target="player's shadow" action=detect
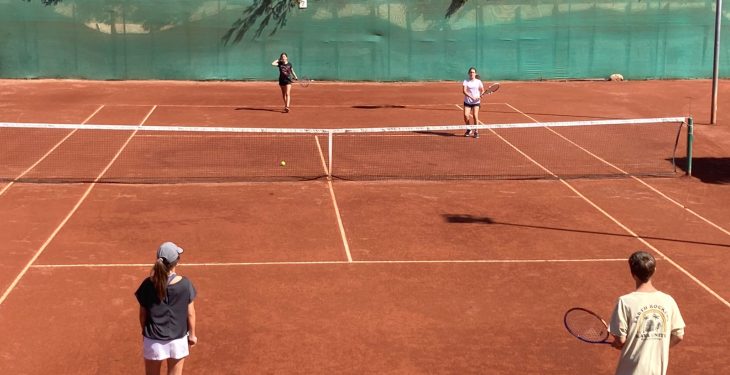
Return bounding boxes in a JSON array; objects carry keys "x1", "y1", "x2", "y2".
[
  {"x1": 443, "y1": 214, "x2": 494, "y2": 224},
  {"x1": 413, "y1": 131, "x2": 461, "y2": 137},
  {"x1": 673, "y1": 157, "x2": 730, "y2": 184},
  {"x1": 351, "y1": 105, "x2": 450, "y2": 112},
  {"x1": 235, "y1": 107, "x2": 284, "y2": 113},
  {"x1": 442, "y1": 214, "x2": 730, "y2": 248},
  {"x1": 352, "y1": 105, "x2": 407, "y2": 109}
]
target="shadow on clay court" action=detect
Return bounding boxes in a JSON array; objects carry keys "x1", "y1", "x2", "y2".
[
  {"x1": 235, "y1": 106, "x2": 284, "y2": 113},
  {"x1": 674, "y1": 157, "x2": 730, "y2": 185},
  {"x1": 351, "y1": 105, "x2": 453, "y2": 112},
  {"x1": 442, "y1": 214, "x2": 730, "y2": 248},
  {"x1": 413, "y1": 130, "x2": 462, "y2": 137},
  {"x1": 352, "y1": 105, "x2": 407, "y2": 109}
]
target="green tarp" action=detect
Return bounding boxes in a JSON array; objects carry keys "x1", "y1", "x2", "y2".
[{"x1": 1, "y1": 0, "x2": 728, "y2": 80}]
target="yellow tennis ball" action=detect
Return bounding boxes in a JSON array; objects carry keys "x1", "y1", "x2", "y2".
[{"x1": 280, "y1": 160, "x2": 286, "y2": 167}]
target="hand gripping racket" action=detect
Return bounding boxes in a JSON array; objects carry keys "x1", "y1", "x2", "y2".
[
  {"x1": 481, "y1": 82, "x2": 500, "y2": 97},
  {"x1": 563, "y1": 307, "x2": 611, "y2": 344}
]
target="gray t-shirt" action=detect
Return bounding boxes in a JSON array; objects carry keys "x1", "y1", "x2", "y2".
[{"x1": 135, "y1": 276, "x2": 197, "y2": 341}]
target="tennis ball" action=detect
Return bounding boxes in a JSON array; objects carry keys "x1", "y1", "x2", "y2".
[{"x1": 280, "y1": 160, "x2": 286, "y2": 167}]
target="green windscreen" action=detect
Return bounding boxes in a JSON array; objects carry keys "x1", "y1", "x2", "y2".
[{"x1": 0, "y1": 0, "x2": 727, "y2": 81}]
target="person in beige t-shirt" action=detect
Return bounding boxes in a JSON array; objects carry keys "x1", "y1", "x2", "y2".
[{"x1": 609, "y1": 251, "x2": 685, "y2": 375}]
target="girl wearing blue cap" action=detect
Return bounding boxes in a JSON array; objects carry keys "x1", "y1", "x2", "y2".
[{"x1": 135, "y1": 242, "x2": 197, "y2": 375}]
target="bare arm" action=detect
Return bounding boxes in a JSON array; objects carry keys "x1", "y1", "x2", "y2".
[
  {"x1": 187, "y1": 301, "x2": 197, "y2": 347},
  {"x1": 271, "y1": 59, "x2": 280, "y2": 66},
  {"x1": 462, "y1": 85, "x2": 474, "y2": 99},
  {"x1": 291, "y1": 68, "x2": 298, "y2": 80},
  {"x1": 670, "y1": 333, "x2": 683, "y2": 348},
  {"x1": 139, "y1": 306, "x2": 147, "y2": 329}
]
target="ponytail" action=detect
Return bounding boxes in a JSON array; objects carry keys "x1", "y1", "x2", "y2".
[
  {"x1": 151, "y1": 258, "x2": 168, "y2": 300},
  {"x1": 150, "y1": 257, "x2": 179, "y2": 301}
]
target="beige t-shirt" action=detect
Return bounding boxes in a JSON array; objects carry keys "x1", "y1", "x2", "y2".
[{"x1": 609, "y1": 291, "x2": 685, "y2": 375}]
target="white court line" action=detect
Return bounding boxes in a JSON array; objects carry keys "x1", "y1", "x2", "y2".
[
  {"x1": 132, "y1": 133, "x2": 465, "y2": 139},
  {"x1": 101, "y1": 103, "x2": 470, "y2": 109},
  {"x1": 29, "y1": 258, "x2": 628, "y2": 268},
  {"x1": 467, "y1": 103, "x2": 730, "y2": 309},
  {"x1": 0, "y1": 105, "x2": 158, "y2": 307},
  {"x1": 505, "y1": 103, "x2": 730, "y2": 238},
  {"x1": 560, "y1": 180, "x2": 730, "y2": 309},
  {"x1": 315, "y1": 135, "x2": 353, "y2": 262},
  {"x1": 0, "y1": 105, "x2": 105, "y2": 198}
]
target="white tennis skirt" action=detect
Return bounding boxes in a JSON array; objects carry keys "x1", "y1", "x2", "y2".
[{"x1": 143, "y1": 335, "x2": 189, "y2": 360}]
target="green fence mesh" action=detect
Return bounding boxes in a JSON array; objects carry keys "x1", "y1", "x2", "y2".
[{"x1": 1, "y1": 0, "x2": 728, "y2": 81}]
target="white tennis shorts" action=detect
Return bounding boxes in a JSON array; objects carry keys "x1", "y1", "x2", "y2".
[{"x1": 143, "y1": 335, "x2": 189, "y2": 360}]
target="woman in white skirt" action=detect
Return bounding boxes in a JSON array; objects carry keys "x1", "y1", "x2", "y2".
[{"x1": 136, "y1": 242, "x2": 198, "y2": 375}]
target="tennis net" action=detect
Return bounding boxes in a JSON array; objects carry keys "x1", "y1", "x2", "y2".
[{"x1": 0, "y1": 117, "x2": 689, "y2": 183}]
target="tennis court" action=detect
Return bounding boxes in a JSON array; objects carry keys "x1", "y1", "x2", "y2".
[{"x1": 0, "y1": 78, "x2": 729, "y2": 374}]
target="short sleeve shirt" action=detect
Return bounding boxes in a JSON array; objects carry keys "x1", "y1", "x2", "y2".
[
  {"x1": 609, "y1": 291, "x2": 685, "y2": 375},
  {"x1": 135, "y1": 276, "x2": 197, "y2": 341},
  {"x1": 278, "y1": 62, "x2": 293, "y2": 84},
  {"x1": 463, "y1": 79, "x2": 484, "y2": 105}
]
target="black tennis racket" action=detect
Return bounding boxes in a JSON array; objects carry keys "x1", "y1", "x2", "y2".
[
  {"x1": 481, "y1": 82, "x2": 500, "y2": 97},
  {"x1": 564, "y1": 307, "x2": 612, "y2": 344}
]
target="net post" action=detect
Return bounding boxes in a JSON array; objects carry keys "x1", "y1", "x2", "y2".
[
  {"x1": 686, "y1": 117, "x2": 694, "y2": 176},
  {"x1": 327, "y1": 130, "x2": 333, "y2": 179}
]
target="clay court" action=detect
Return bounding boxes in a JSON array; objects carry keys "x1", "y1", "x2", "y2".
[{"x1": 0, "y1": 79, "x2": 729, "y2": 374}]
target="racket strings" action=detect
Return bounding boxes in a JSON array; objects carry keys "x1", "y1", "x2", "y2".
[
  {"x1": 565, "y1": 310, "x2": 609, "y2": 342},
  {"x1": 482, "y1": 83, "x2": 499, "y2": 96},
  {"x1": 299, "y1": 77, "x2": 311, "y2": 87}
]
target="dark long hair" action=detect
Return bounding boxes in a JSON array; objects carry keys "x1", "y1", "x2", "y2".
[{"x1": 151, "y1": 257, "x2": 178, "y2": 300}]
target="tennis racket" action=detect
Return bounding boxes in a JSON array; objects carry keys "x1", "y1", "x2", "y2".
[
  {"x1": 564, "y1": 307, "x2": 612, "y2": 344},
  {"x1": 297, "y1": 76, "x2": 312, "y2": 88},
  {"x1": 481, "y1": 82, "x2": 500, "y2": 97}
]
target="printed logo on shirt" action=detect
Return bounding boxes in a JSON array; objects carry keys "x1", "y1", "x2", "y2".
[
  {"x1": 632, "y1": 305, "x2": 668, "y2": 340},
  {"x1": 280, "y1": 64, "x2": 292, "y2": 77}
]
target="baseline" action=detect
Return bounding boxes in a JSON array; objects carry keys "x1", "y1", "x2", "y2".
[{"x1": 104, "y1": 103, "x2": 467, "y2": 109}]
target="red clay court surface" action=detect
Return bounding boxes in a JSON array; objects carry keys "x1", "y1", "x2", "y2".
[{"x1": 1, "y1": 79, "x2": 730, "y2": 374}]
